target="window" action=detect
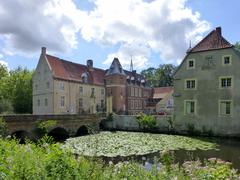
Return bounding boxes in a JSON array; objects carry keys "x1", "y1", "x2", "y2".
[
  {"x1": 101, "y1": 89, "x2": 104, "y2": 95},
  {"x1": 185, "y1": 100, "x2": 196, "y2": 115},
  {"x1": 79, "y1": 98, "x2": 83, "y2": 107},
  {"x1": 222, "y1": 55, "x2": 232, "y2": 66},
  {"x1": 37, "y1": 99, "x2": 40, "y2": 106},
  {"x1": 219, "y1": 76, "x2": 233, "y2": 88},
  {"x1": 60, "y1": 82, "x2": 64, "y2": 91},
  {"x1": 135, "y1": 88, "x2": 138, "y2": 97},
  {"x1": 60, "y1": 96, "x2": 65, "y2": 107},
  {"x1": 187, "y1": 59, "x2": 195, "y2": 69},
  {"x1": 79, "y1": 86, "x2": 83, "y2": 95},
  {"x1": 131, "y1": 100, "x2": 134, "y2": 109},
  {"x1": 135, "y1": 100, "x2": 138, "y2": 109},
  {"x1": 131, "y1": 87, "x2": 134, "y2": 96},
  {"x1": 101, "y1": 99, "x2": 104, "y2": 108},
  {"x1": 139, "y1": 88, "x2": 142, "y2": 97},
  {"x1": 185, "y1": 79, "x2": 197, "y2": 89},
  {"x1": 44, "y1": 98, "x2": 48, "y2": 106},
  {"x1": 46, "y1": 82, "x2": 50, "y2": 89},
  {"x1": 219, "y1": 100, "x2": 232, "y2": 116},
  {"x1": 139, "y1": 100, "x2": 142, "y2": 109},
  {"x1": 128, "y1": 100, "x2": 131, "y2": 110},
  {"x1": 91, "y1": 88, "x2": 95, "y2": 97},
  {"x1": 35, "y1": 84, "x2": 38, "y2": 90}
]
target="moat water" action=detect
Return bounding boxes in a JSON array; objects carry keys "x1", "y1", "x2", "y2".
[
  {"x1": 101, "y1": 137, "x2": 240, "y2": 170},
  {"x1": 66, "y1": 133, "x2": 240, "y2": 171}
]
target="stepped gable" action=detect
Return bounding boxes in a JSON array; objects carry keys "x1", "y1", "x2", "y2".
[
  {"x1": 105, "y1": 57, "x2": 126, "y2": 76},
  {"x1": 46, "y1": 54, "x2": 105, "y2": 86},
  {"x1": 189, "y1": 27, "x2": 233, "y2": 53}
]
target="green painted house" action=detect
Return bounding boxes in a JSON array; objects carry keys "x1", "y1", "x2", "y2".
[{"x1": 174, "y1": 27, "x2": 240, "y2": 136}]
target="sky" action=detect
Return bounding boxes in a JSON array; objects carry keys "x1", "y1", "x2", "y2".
[{"x1": 0, "y1": 0, "x2": 239, "y2": 72}]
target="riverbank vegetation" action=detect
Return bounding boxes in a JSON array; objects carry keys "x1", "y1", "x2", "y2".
[{"x1": 0, "y1": 137, "x2": 239, "y2": 179}]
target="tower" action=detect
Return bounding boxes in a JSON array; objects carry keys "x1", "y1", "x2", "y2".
[{"x1": 105, "y1": 58, "x2": 127, "y2": 114}]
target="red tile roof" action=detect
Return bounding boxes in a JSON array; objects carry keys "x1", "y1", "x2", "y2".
[
  {"x1": 153, "y1": 87, "x2": 173, "y2": 99},
  {"x1": 189, "y1": 27, "x2": 233, "y2": 53},
  {"x1": 46, "y1": 54, "x2": 105, "y2": 86}
]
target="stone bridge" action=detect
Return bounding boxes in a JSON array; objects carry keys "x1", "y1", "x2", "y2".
[{"x1": 0, "y1": 114, "x2": 105, "y2": 141}]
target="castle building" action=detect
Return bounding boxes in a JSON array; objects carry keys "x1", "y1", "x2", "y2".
[
  {"x1": 174, "y1": 27, "x2": 240, "y2": 136},
  {"x1": 33, "y1": 48, "x2": 155, "y2": 115}
]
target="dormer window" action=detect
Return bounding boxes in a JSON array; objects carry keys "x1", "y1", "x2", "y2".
[
  {"x1": 222, "y1": 55, "x2": 232, "y2": 66},
  {"x1": 81, "y1": 72, "x2": 88, "y2": 83},
  {"x1": 187, "y1": 59, "x2": 195, "y2": 69}
]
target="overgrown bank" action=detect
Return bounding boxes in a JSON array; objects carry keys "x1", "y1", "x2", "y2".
[{"x1": 0, "y1": 137, "x2": 239, "y2": 179}]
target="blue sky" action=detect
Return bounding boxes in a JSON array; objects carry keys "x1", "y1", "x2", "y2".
[{"x1": 0, "y1": 0, "x2": 239, "y2": 72}]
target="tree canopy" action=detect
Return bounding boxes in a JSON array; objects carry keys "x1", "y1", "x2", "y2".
[
  {"x1": 141, "y1": 64, "x2": 177, "y2": 87},
  {"x1": 235, "y1": 42, "x2": 240, "y2": 50},
  {"x1": 0, "y1": 66, "x2": 33, "y2": 114}
]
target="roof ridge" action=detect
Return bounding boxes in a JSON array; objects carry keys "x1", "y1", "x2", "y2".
[{"x1": 46, "y1": 54, "x2": 105, "y2": 72}]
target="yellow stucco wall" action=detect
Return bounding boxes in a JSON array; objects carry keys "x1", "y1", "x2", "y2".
[{"x1": 33, "y1": 54, "x2": 105, "y2": 115}]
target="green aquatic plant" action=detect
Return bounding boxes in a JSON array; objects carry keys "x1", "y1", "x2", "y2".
[{"x1": 63, "y1": 131, "x2": 218, "y2": 157}]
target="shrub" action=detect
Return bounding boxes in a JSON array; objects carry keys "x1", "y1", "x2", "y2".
[
  {"x1": 0, "y1": 117, "x2": 8, "y2": 137},
  {"x1": 136, "y1": 113, "x2": 157, "y2": 131},
  {"x1": 36, "y1": 120, "x2": 57, "y2": 134}
]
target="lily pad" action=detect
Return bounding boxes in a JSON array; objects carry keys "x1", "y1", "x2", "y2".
[{"x1": 63, "y1": 131, "x2": 217, "y2": 157}]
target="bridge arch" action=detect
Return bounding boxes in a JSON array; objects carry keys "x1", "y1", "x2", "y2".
[
  {"x1": 48, "y1": 127, "x2": 69, "y2": 142},
  {"x1": 76, "y1": 125, "x2": 89, "y2": 136},
  {"x1": 11, "y1": 130, "x2": 33, "y2": 143}
]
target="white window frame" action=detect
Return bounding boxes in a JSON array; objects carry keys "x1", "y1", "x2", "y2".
[
  {"x1": 185, "y1": 79, "x2": 197, "y2": 90},
  {"x1": 187, "y1": 59, "x2": 195, "y2": 69},
  {"x1": 184, "y1": 100, "x2": 196, "y2": 115},
  {"x1": 219, "y1": 100, "x2": 233, "y2": 117},
  {"x1": 222, "y1": 55, "x2": 232, "y2": 66},
  {"x1": 219, "y1": 76, "x2": 233, "y2": 89}
]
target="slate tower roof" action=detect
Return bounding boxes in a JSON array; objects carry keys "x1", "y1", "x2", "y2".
[{"x1": 105, "y1": 57, "x2": 126, "y2": 76}]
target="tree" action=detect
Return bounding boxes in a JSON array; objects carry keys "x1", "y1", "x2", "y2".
[
  {"x1": 10, "y1": 67, "x2": 33, "y2": 114},
  {"x1": 0, "y1": 64, "x2": 8, "y2": 80},
  {"x1": 141, "y1": 64, "x2": 177, "y2": 87},
  {"x1": 235, "y1": 42, "x2": 240, "y2": 50},
  {"x1": 141, "y1": 67, "x2": 158, "y2": 87},
  {"x1": 0, "y1": 66, "x2": 33, "y2": 114}
]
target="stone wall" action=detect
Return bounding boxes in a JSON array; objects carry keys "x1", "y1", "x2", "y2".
[{"x1": 102, "y1": 114, "x2": 173, "y2": 133}]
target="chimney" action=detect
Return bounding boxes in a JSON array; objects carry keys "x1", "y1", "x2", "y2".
[
  {"x1": 87, "y1": 59, "x2": 93, "y2": 68},
  {"x1": 216, "y1": 27, "x2": 222, "y2": 36},
  {"x1": 41, "y1": 47, "x2": 46, "y2": 55}
]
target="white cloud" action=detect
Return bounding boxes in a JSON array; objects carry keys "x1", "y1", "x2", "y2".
[
  {"x1": 0, "y1": 54, "x2": 8, "y2": 68},
  {"x1": 103, "y1": 42, "x2": 150, "y2": 70},
  {"x1": 80, "y1": 0, "x2": 210, "y2": 68},
  {"x1": 0, "y1": 60, "x2": 8, "y2": 67},
  {"x1": 0, "y1": 0, "x2": 210, "y2": 69},
  {"x1": 0, "y1": 0, "x2": 87, "y2": 55}
]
